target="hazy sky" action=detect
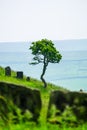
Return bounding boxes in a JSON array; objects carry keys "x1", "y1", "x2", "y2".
[{"x1": 0, "y1": 0, "x2": 87, "y2": 42}]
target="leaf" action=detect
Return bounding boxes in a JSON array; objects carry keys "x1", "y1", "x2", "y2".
[{"x1": 29, "y1": 62, "x2": 39, "y2": 65}]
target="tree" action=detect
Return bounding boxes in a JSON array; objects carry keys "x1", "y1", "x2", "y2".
[{"x1": 29, "y1": 39, "x2": 62, "y2": 88}]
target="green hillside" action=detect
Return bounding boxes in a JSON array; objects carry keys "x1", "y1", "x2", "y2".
[
  {"x1": 0, "y1": 66, "x2": 64, "y2": 91},
  {"x1": 0, "y1": 66, "x2": 87, "y2": 130}
]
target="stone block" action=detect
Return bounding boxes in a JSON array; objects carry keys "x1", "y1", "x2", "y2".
[
  {"x1": 5, "y1": 66, "x2": 11, "y2": 76},
  {"x1": 17, "y1": 71, "x2": 23, "y2": 79}
]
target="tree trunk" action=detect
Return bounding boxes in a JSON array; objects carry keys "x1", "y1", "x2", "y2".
[{"x1": 40, "y1": 62, "x2": 47, "y2": 88}]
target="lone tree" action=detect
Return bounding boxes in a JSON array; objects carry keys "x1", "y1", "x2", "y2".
[{"x1": 29, "y1": 39, "x2": 62, "y2": 88}]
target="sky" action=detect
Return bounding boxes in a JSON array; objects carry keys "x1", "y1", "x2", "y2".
[{"x1": 0, "y1": 0, "x2": 87, "y2": 42}]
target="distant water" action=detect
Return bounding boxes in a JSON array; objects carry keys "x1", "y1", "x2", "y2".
[{"x1": 0, "y1": 51, "x2": 87, "y2": 91}]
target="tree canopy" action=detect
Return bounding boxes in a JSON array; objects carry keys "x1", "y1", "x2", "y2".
[{"x1": 29, "y1": 39, "x2": 62, "y2": 88}]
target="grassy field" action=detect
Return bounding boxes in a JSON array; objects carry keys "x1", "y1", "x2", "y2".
[{"x1": 0, "y1": 66, "x2": 87, "y2": 130}]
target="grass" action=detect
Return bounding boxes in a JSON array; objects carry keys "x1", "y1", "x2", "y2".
[
  {"x1": 0, "y1": 66, "x2": 87, "y2": 130},
  {"x1": 0, "y1": 121, "x2": 87, "y2": 130}
]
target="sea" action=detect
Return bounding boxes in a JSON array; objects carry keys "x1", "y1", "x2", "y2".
[{"x1": 0, "y1": 49, "x2": 87, "y2": 91}]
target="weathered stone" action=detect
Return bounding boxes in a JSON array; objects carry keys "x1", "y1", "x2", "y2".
[
  {"x1": 0, "y1": 82, "x2": 42, "y2": 121},
  {"x1": 47, "y1": 90, "x2": 87, "y2": 123},
  {"x1": 26, "y1": 76, "x2": 30, "y2": 81},
  {"x1": 17, "y1": 71, "x2": 23, "y2": 79},
  {"x1": 5, "y1": 66, "x2": 11, "y2": 76}
]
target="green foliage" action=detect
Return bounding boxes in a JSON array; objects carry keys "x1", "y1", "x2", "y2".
[
  {"x1": 48, "y1": 105, "x2": 85, "y2": 127},
  {"x1": 0, "y1": 66, "x2": 5, "y2": 76},
  {"x1": 30, "y1": 39, "x2": 62, "y2": 64},
  {"x1": 0, "y1": 98, "x2": 33, "y2": 125},
  {"x1": 29, "y1": 39, "x2": 62, "y2": 87},
  {"x1": 0, "y1": 96, "x2": 9, "y2": 123}
]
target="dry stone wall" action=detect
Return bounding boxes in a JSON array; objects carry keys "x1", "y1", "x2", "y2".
[
  {"x1": 0, "y1": 82, "x2": 42, "y2": 121},
  {"x1": 47, "y1": 90, "x2": 87, "y2": 124}
]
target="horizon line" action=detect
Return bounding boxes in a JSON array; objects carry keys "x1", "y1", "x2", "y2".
[{"x1": 0, "y1": 38, "x2": 87, "y2": 43}]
